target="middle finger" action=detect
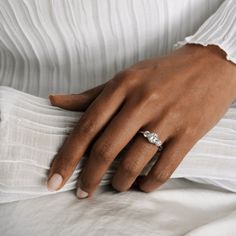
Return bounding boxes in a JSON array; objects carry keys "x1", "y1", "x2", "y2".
[{"x1": 77, "y1": 99, "x2": 147, "y2": 197}]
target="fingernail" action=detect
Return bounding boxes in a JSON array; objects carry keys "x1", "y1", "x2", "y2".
[
  {"x1": 76, "y1": 187, "x2": 88, "y2": 199},
  {"x1": 47, "y1": 173, "x2": 63, "y2": 191},
  {"x1": 48, "y1": 94, "x2": 63, "y2": 100},
  {"x1": 48, "y1": 95, "x2": 56, "y2": 105},
  {"x1": 48, "y1": 94, "x2": 58, "y2": 99}
]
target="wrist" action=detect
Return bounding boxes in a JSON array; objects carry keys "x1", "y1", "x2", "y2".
[{"x1": 183, "y1": 44, "x2": 236, "y2": 100}]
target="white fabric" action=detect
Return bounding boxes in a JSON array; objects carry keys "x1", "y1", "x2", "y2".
[
  {"x1": 0, "y1": 0, "x2": 236, "y2": 235},
  {"x1": 1, "y1": 179, "x2": 236, "y2": 236},
  {"x1": 0, "y1": 86, "x2": 235, "y2": 204},
  {"x1": 175, "y1": 0, "x2": 236, "y2": 64},
  {"x1": 0, "y1": 0, "x2": 224, "y2": 97}
]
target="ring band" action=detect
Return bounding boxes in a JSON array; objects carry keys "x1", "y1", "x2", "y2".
[{"x1": 138, "y1": 130, "x2": 163, "y2": 151}]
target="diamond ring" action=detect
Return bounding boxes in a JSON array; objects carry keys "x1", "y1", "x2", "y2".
[{"x1": 138, "y1": 130, "x2": 163, "y2": 151}]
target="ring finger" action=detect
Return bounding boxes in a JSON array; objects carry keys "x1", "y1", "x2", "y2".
[{"x1": 111, "y1": 120, "x2": 173, "y2": 192}]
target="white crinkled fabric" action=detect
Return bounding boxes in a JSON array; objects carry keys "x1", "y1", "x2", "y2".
[
  {"x1": 174, "y1": 0, "x2": 236, "y2": 64},
  {"x1": 0, "y1": 86, "x2": 236, "y2": 203}
]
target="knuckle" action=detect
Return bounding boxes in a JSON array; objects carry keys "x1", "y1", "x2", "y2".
[
  {"x1": 183, "y1": 127, "x2": 197, "y2": 141},
  {"x1": 151, "y1": 171, "x2": 171, "y2": 184},
  {"x1": 142, "y1": 89, "x2": 160, "y2": 103},
  {"x1": 138, "y1": 186, "x2": 153, "y2": 193},
  {"x1": 77, "y1": 117, "x2": 96, "y2": 136},
  {"x1": 111, "y1": 181, "x2": 129, "y2": 192},
  {"x1": 91, "y1": 142, "x2": 113, "y2": 165},
  {"x1": 167, "y1": 108, "x2": 182, "y2": 122},
  {"x1": 136, "y1": 89, "x2": 160, "y2": 109},
  {"x1": 112, "y1": 69, "x2": 140, "y2": 89},
  {"x1": 166, "y1": 109, "x2": 184, "y2": 134},
  {"x1": 119, "y1": 164, "x2": 139, "y2": 178}
]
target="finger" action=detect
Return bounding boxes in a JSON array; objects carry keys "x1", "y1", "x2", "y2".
[
  {"x1": 49, "y1": 83, "x2": 106, "y2": 111},
  {"x1": 111, "y1": 122, "x2": 171, "y2": 192},
  {"x1": 137, "y1": 134, "x2": 196, "y2": 192},
  {"x1": 76, "y1": 99, "x2": 148, "y2": 198},
  {"x1": 47, "y1": 82, "x2": 125, "y2": 191}
]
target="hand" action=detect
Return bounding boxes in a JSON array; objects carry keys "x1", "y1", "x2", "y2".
[{"x1": 47, "y1": 44, "x2": 236, "y2": 199}]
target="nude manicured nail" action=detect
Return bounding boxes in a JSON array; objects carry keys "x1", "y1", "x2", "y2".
[
  {"x1": 76, "y1": 187, "x2": 88, "y2": 199},
  {"x1": 47, "y1": 173, "x2": 63, "y2": 191}
]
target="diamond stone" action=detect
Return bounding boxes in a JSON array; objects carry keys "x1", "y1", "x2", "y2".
[
  {"x1": 140, "y1": 130, "x2": 162, "y2": 149},
  {"x1": 147, "y1": 133, "x2": 158, "y2": 144}
]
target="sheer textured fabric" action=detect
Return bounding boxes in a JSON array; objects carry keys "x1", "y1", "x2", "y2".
[
  {"x1": 0, "y1": 0, "x2": 225, "y2": 97},
  {"x1": 176, "y1": 0, "x2": 236, "y2": 63}
]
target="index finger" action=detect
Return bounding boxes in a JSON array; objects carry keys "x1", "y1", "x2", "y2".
[
  {"x1": 49, "y1": 83, "x2": 106, "y2": 111},
  {"x1": 47, "y1": 83, "x2": 126, "y2": 191}
]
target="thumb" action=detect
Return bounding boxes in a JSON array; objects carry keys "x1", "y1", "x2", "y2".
[{"x1": 49, "y1": 83, "x2": 106, "y2": 111}]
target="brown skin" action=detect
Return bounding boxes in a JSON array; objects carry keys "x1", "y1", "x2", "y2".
[{"x1": 47, "y1": 44, "x2": 236, "y2": 197}]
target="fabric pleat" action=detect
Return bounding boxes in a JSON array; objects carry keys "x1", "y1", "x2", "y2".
[{"x1": 0, "y1": 0, "x2": 224, "y2": 97}]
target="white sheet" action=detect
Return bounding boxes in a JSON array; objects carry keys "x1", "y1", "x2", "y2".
[{"x1": 1, "y1": 179, "x2": 236, "y2": 236}]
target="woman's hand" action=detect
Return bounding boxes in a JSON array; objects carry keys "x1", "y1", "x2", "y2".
[{"x1": 47, "y1": 44, "x2": 236, "y2": 199}]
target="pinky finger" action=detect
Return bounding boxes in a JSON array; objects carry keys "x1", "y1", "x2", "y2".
[{"x1": 137, "y1": 134, "x2": 196, "y2": 192}]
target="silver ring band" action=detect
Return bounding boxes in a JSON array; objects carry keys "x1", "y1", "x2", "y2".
[{"x1": 138, "y1": 130, "x2": 163, "y2": 151}]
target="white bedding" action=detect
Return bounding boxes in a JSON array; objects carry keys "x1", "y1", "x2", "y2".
[{"x1": 1, "y1": 179, "x2": 236, "y2": 236}]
